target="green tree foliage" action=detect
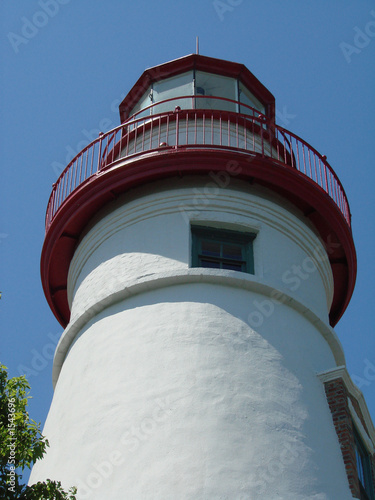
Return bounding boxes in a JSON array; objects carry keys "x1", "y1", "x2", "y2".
[{"x1": 0, "y1": 364, "x2": 77, "y2": 499}]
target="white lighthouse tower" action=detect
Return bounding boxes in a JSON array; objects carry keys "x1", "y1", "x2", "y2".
[{"x1": 30, "y1": 54, "x2": 375, "y2": 499}]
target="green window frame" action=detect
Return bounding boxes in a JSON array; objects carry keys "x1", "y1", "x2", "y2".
[
  {"x1": 354, "y1": 425, "x2": 375, "y2": 500},
  {"x1": 191, "y1": 226, "x2": 255, "y2": 274}
]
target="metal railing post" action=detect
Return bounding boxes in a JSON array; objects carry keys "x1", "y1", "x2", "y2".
[
  {"x1": 97, "y1": 133, "x2": 104, "y2": 172},
  {"x1": 175, "y1": 106, "x2": 181, "y2": 148}
]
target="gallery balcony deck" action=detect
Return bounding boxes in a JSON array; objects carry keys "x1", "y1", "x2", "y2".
[{"x1": 46, "y1": 96, "x2": 350, "y2": 229}]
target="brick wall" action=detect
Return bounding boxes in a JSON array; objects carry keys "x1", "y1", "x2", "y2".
[{"x1": 324, "y1": 378, "x2": 361, "y2": 498}]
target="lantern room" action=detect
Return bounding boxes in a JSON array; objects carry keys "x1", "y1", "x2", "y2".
[{"x1": 119, "y1": 54, "x2": 275, "y2": 121}]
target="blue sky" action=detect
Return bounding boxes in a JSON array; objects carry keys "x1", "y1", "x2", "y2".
[{"x1": 1, "y1": 0, "x2": 375, "y2": 482}]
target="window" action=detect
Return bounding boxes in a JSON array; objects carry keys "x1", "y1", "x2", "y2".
[
  {"x1": 127, "y1": 71, "x2": 268, "y2": 118},
  {"x1": 194, "y1": 72, "x2": 237, "y2": 112},
  {"x1": 128, "y1": 86, "x2": 152, "y2": 118},
  {"x1": 239, "y1": 81, "x2": 266, "y2": 116},
  {"x1": 152, "y1": 71, "x2": 194, "y2": 114},
  {"x1": 191, "y1": 226, "x2": 255, "y2": 274},
  {"x1": 354, "y1": 426, "x2": 375, "y2": 500}
]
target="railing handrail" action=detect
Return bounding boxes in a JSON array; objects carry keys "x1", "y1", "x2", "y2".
[
  {"x1": 46, "y1": 96, "x2": 351, "y2": 230},
  {"x1": 50, "y1": 98, "x2": 263, "y2": 189},
  {"x1": 274, "y1": 121, "x2": 349, "y2": 207}
]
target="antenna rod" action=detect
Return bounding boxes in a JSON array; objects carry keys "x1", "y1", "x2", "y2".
[{"x1": 196, "y1": 36, "x2": 199, "y2": 55}]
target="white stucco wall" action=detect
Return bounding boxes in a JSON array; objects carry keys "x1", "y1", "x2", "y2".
[
  {"x1": 67, "y1": 181, "x2": 333, "y2": 326},
  {"x1": 30, "y1": 180, "x2": 351, "y2": 499}
]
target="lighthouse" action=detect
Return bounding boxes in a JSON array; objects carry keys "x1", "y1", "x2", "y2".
[{"x1": 30, "y1": 54, "x2": 375, "y2": 499}]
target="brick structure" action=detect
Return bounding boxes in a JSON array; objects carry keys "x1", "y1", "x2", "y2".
[
  {"x1": 321, "y1": 370, "x2": 375, "y2": 499},
  {"x1": 324, "y1": 378, "x2": 360, "y2": 497}
]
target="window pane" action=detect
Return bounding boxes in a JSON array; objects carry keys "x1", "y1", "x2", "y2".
[
  {"x1": 201, "y1": 240, "x2": 220, "y2": 257},
  {"x1": 222, "y1": 243, "x2": 242, "y2": 260},
  {"x1": 354, "y1": 428, "x2": 374, "y2": 498},
  {"x1": 152, "y1": 98, "x2": 193, "y2": 114},
  {"x1": 222, "y1": 262, "x2": 243, "y2": 271},
  {"x1": 239, "y1": 81, "x2": 265, "y2": 115},
  {"x1": 356, "y1": 446, "x2": 366, "y2": 486},
  {"x1": 153, "y1": 72, "x2": 194, "y2": 113},
  {"x1": 195, "y1": 72, "x2": 236, "y2": 112},
  {"x1": 200, "y1": 259, "x2": 220, "y2": 269},
  {"x1": 191, "y1": 226, "x2": 255, "y2": 275},
  {"x1": 129, "y1": 86, "x2": 152, "y2": 117}
]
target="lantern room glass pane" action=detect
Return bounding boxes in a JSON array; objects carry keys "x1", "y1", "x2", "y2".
[
  {"x1": 153, "y1": 71, "x2": 194, "y2": 113},
  {"x1": 128, "y1": 86, "x2": 152, "y2": 118},
  {"x1": 195, "y1": 72, "x2": 237, "y2": 111},
  {"x1": 239, "y1": 81, "x2": 265, "y2": 115},
  {"x1": 128, "y1": 70, "x2": 267, "y2": 118}
]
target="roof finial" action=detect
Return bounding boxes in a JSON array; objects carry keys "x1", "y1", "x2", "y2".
[{"x1": 196, "y1": 36, "x2": 199, "y2": 55}]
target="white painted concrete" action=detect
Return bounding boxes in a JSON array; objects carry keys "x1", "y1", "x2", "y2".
[
  {"x1": 30, "y1": 180, "x2": 352, "y2": 498},
  {"x1": 67, "y1": 181, "x2": 333, "y2": 326}
]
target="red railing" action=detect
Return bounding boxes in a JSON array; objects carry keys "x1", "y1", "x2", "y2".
[{"x1": 46, "y1": 96, "x2": 351, "y2": 229}]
